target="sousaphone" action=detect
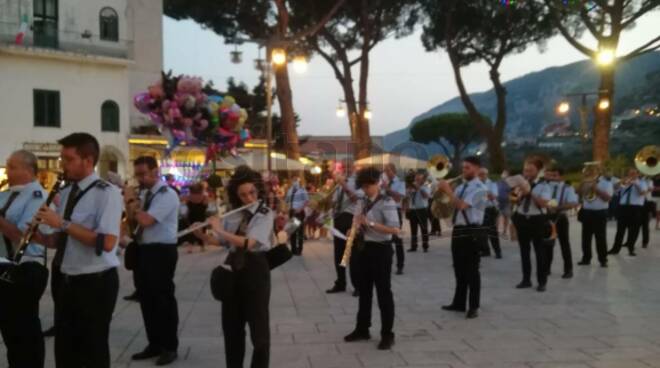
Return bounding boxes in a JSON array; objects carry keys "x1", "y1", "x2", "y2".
[{"x1": 634, "y1": 145, "x2": 660, "y2": 177}]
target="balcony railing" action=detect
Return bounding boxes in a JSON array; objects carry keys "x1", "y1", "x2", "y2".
[{"x1": 0, "y1": 21, "x2": 132, "y2": 60}]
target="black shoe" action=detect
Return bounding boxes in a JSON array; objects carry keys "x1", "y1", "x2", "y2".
[
  {"x1": 466, "y1": 309, "x2": 479, "y2": 319},
  {"x1": 600, "y1": 263, "x2": 608, "y2": 268},
  {"x1": 516, "y1": 281, "x2": 532, "y2": 289},
  {"x1": 156, "y1": 351, "x2": 178, "y2": 366},
  {"x1": 442, "y1": 304, "x2": 466, "y2": 313},
  {"x1": 395, "y1": 268, "x2": 403, "y2": 275},
  {"x1": 352, "y1": 290, "x2": 359, "y2": 297},
  {"x1": 407, "y1": 248, "x2": 417, "y2": 252},
  {"x1": 344, "y1": 330, "x2": 371, "y2": 342},
  {"x1": 377, "y1": 334, "x2": 395, "y2": 350},
  {"x1": 537, "y1": 285, "x2": 547, "y2": 292},
  {"x1": 42, "y1": 326, "x2": 55, "y2": 337},
  {"x1": 642, "y1": 243, "x2": 648, "y2": 249},
  {"x1": 607, "y1": 249, "x2": 619, "y2": 255},
  {"x1": 562, "y1": 271, "x2": 573, "y2": 279},
  {"x1": 123, "y1": 291, "x2": 139, "y2": 301},
  {"x1": 495, "y1": 253, "x2": 503, "y2": 259},
  {"x1": 132, "y1": 347, "x2": 161, "y2": 360},
  {"x1": 577, "y1": 261, "x2": 590, "y2": 266},
  {"x1": 423, "y1": 248, "x2": 428, "y2": 253},
  {"x1": 326, "y1": 285, "x2": 346, "y2": 294},
  {"x1": 629, "y1": 251, "x2": 637, "y2": 257}
]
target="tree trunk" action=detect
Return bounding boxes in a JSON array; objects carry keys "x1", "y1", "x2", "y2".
[
  {"x1": 355, "y1": 0, "x2": 372, "y2": 160},
  {"x1": 274, "y1": 63, "x2": 300, "y2": 160},
  {"x1": 592, "y1": 67, "x2": 615, "y2": 162},
  {"x1": 488, "y1": 68, "x2": 508, "y2": 173}
]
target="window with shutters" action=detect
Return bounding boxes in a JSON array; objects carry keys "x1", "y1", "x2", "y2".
[
  {"x1": 101, "y1": 100, "x2": 120, "y2": 132},
  {"x1": 33, "y1": 90, "x2": 61, "y2": 127},
  {"x1": 99, "y1": 7, "x2": 119, "y2": 42}
]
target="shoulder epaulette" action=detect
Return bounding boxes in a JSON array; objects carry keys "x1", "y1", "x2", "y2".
[
  {"x1": 95, "y1": 181, "x2": 110, "y2": 189},
  {"x1": 257, "y1": 206, "x2": 270, "y2": 215},
  {"x1": 33, "y1": 190, "x2": 43, "y2": 198},
  {"x1": 158, "y1": 185, "x2": 169, "y2": 194}
]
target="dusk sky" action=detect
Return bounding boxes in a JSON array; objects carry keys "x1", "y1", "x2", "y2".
[{"x1": 163, "y1": 14, "x2": 659, "y2": 137}]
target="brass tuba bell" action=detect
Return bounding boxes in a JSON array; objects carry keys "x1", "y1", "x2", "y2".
[
  {"x1": 579, "y1": 161, "x2": 601, "y2": 202},
  {"x1": 427, "y1": 154, "x2": 451, "y2": 180},
  {"x1": 634, "y1": 145, "x2": 660, "y2": 177},
  {"x1": 427, "y1": 155, "x2": 459, "y2": 219}
]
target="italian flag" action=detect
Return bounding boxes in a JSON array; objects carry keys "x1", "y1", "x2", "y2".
[{"x1": 15, "y1": 14, "x2": 28, "y2": 45}]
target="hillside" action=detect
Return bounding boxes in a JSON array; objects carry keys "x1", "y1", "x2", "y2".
[{"x1": 384, "y1": 52, "x2": 660, "y2": 153}]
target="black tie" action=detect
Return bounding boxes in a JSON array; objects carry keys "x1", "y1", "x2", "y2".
[
  {"x1": 522, "y1": 181, "x2": 534, "y2": 213},
  {"x1": 452, "y1": 184, "x2": 469, "y2": 224},
  {"x1": 54, "y1": 183, "x2": 80, "y2": 267},
  {"x1": 624, "y1": 184, "x2": 633, "y2": 205},
  {"x1": 1, "y1": 191, "x2": 21, "y2": 258},
  {"x1": 335, "y1": 187, "x2": 344, "y2": 213},
  {"x1": 63, "y1": 183, "x2": 80, "y2": 221},
  {"x1": 135, "y1": 190, "x2": 153, "y2": 242},
  {"x1": 552, "y1": 185, "x2": 558, "y2": 201}
]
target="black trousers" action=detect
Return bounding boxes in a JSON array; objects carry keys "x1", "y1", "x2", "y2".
[
  {"x1": 55, "y1": 268, "x2": 118, "y2": 368},
  {"x1": 450, "y1": 226, "x2": 482, "y2": 310},
  {"x1": 222, "y1": 252, "x2": 271, "y2": 368},
  {"x1": 407, "y1": 208, "x2": 429, "y2": 250},
  {"x1": 0, "y1": 262, "x2": 48, "y2": 368},
  {"x1": 332, "y1": 212, "x2": 354, "y2": 289},
  {"x1": 482, "y1": 207, "x2": 501, "y2": 256},
  {"x1": 355, "y1": 242, "x2": 394, "y2": 337},
  {"x1": 611, "y1": 205, "x2": 643, "y2": 253},
  {"x1": 642, "y1": 201, "x2": 653, "y2": 246},
  {"x1": 580, "y1": 209, "x2": 608, "y2": 265},
  {"x1": 393, "y1": 209, "x2": 405, "y2": 270},
  {"x1": 136, "y1": 244, "x2": 179, "y2": 352},
  {"x1": 513, "y1": 214, "x2": 550, "y2": 286},
  {"x1": 549, "y1": 214, "x2": 573, "y2": 273},
  {"x1": 289, "y1": 212, "x2": 305, "y2": 255},
  {"x1": 428, "y1": 202, "x2": 441, "y2": 234}
]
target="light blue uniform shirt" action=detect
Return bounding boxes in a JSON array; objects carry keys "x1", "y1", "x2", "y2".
[
  {"x1": 139, "y1": 181, "x2": 180, "y2": 244},
  {"x1": 58, "y1": 173, "x2": 121, "y2": 276},
  {"x1": 483, "y1": 179, "x2": 499, "y2": 208},
  {"x1": 0, "y1": 180, "x2": 47, "y2": 263},
  {"x1": 582, "y1": 177, "x2": 614, "y2": 211},
  {"x1": 618, "y1": 179, "x2": 648, "y2": 206},
  {"x1": 515, "y1": 180, "x2": 552, "y2": 216},
  {"x1": 362, "y1": 195, "x2": 400, "y2": 243},
  {"x1": 333, "y1": 176, "x2": 360, "y2": 215},
  {"x1": 382, "y1": 175, "x2": 406, "y2": 209},
  {"x1": 407, "y1": 184, "x2": 431, "y2": 209},
  {"x1": 285, "y1": 184, "x2": 309, "y2": 211},
  {"x1": 453, "y1": 178, "x2": 488, "y2": 226},
  {"x1": 549, "y1": 181, "x2": 578, "y2": 209},
  {"x1": 221, "y1": 201, "x2": 274, "y2": 252}
]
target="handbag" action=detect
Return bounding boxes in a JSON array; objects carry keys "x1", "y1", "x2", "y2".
[
  {"x1": 266, "y1": 243, "x2": 292, "y2": 270},
  {"x1": 577, "y1": 208, "x2": 585, "y2": 223},
  {"x1": 210, "y1": 265, "x2": 233, "y2": 302},
  {"x1": 124, "y1": 241, "x2": 138, "y2": 271}
]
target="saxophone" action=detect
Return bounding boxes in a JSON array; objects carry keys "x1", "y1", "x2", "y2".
[{"x1": 339, "y1": 199, "x2": 363, "y2": 268}]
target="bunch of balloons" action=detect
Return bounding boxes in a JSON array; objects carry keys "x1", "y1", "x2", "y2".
[{"x1": 134, "y1": 72, "x2": 251, "y2": 160}]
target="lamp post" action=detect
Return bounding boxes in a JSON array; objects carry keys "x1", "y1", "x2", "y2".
[
  {"x1": 336, "y1": 100, "x2": 371, "y2": 149},
  {"x1": 231, "y1": 40, "x2": 308, "y2": 174},
  {"x1": 556, "y1": 91, "x2": 609, "y2": 141}
]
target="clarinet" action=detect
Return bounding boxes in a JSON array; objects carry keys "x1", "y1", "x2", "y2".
[{"x1": 12, "y1": 174, "x2": 64, "y2": 264}]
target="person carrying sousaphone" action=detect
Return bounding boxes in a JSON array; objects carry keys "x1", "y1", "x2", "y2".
[{"x1": 193, "y1": 166, "x2": 275, "y2": 368}]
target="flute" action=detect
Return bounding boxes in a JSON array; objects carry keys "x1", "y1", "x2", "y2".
[{"x1": 176, "y1": 202, "x2": 253, "y2": 238}]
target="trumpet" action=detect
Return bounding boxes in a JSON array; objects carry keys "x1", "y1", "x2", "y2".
[{"x1": 0, "y1": 174, "x2": 64, "y2": 283}]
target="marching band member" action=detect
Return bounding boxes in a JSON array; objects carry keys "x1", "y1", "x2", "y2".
[
  {"x1": 512, "y1": 159, "x2": 552, "y2": 292},
  {"x1": 130, "y1": 156, "x2": 180, "y2": 366},
  {"x1": 344, "y1": 167, "x2": 400, "y2": 350},
  {"x1": 382, "y1": 163, "x2": 406, "y2": 275},
  {"x1": 284, "y1": 175, "x2": 309, "y2": 255},
  {"x1": 194, "y1": 166, "x2": 274, "y2": 368},
  {"x1": 442, "y1": 157, "x2": 487, "y2": 319},
  {"x1": 35, "y1": 133, "x2": 122, "y2": 368},
  {"x1": 608, "y1": 168, "x2": 648, "y2": 256},
  {"x1": 406, "y1": 170, "x2": 431, "y2": 252},
  {"x1": 478, "y1": 168, "x2": 501, "y2": 258},
  {"x1": 544, "y1": 166, "x2": 578, "y2": 279},
  {"x1": 578, "y1": 166, "x2": 613, "y2": 267},
  {"x1": 327, "y1": 170, "x2": 361, "y2": 294},
  {"x1": 0, "y1": 150, "x2": 49, "y2": 368}
]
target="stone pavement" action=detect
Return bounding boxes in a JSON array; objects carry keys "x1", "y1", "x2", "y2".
[{"x1": 2, "y1": 218, "x2": 660, "y2": 368}]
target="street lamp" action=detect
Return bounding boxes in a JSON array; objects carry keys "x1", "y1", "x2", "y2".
[
  {"x1": 598, "y1": 98, "x2": 610, "y2": 111},
  {"x1": 596, "y1": 48, "x2": 615, "y2": 67},
  {"x1": 336, "y1": 102, "x2": 346, "y2": 118},
  {"x1": 271, "y1": 48, "x2": 287, "y2": 66},
  {"x1": 292, "y1": 56, "x2": 308, "y2": 74},
  {"x1": 557, "y1": 101, "x2": 570, "y2": 115},
  {"x1": 363, "y1": 108, "x2": 373, "y2": 120}
]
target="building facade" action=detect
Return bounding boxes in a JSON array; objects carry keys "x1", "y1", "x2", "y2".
[{"x1": 0, "y1": 0, "x2": 162, "y2": 184}]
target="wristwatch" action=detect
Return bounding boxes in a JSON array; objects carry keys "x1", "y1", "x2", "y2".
[
  {"x1": 60, "y1": 220, "x2": 71, "y2": 233},
  {"x1": 368, "y1": 221, "x2": 375, "y2": 228}
]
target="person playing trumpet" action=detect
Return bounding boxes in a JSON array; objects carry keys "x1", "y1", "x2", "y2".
[
  {"x1": 442, "y1": 156, "x2": 488, "y2": 319},
  {"x1": 544, "y1": 166, "x2": 579, "y2": 279},
  {"x1": 511, "y1": 159, "x2": 552, "y2": 292},
  {"x1": 608, "y1": 168, "x2": 648, "y2": 256},
  {"x1": 577, "y1": 165, "x2": 613, "y2": 267}
]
